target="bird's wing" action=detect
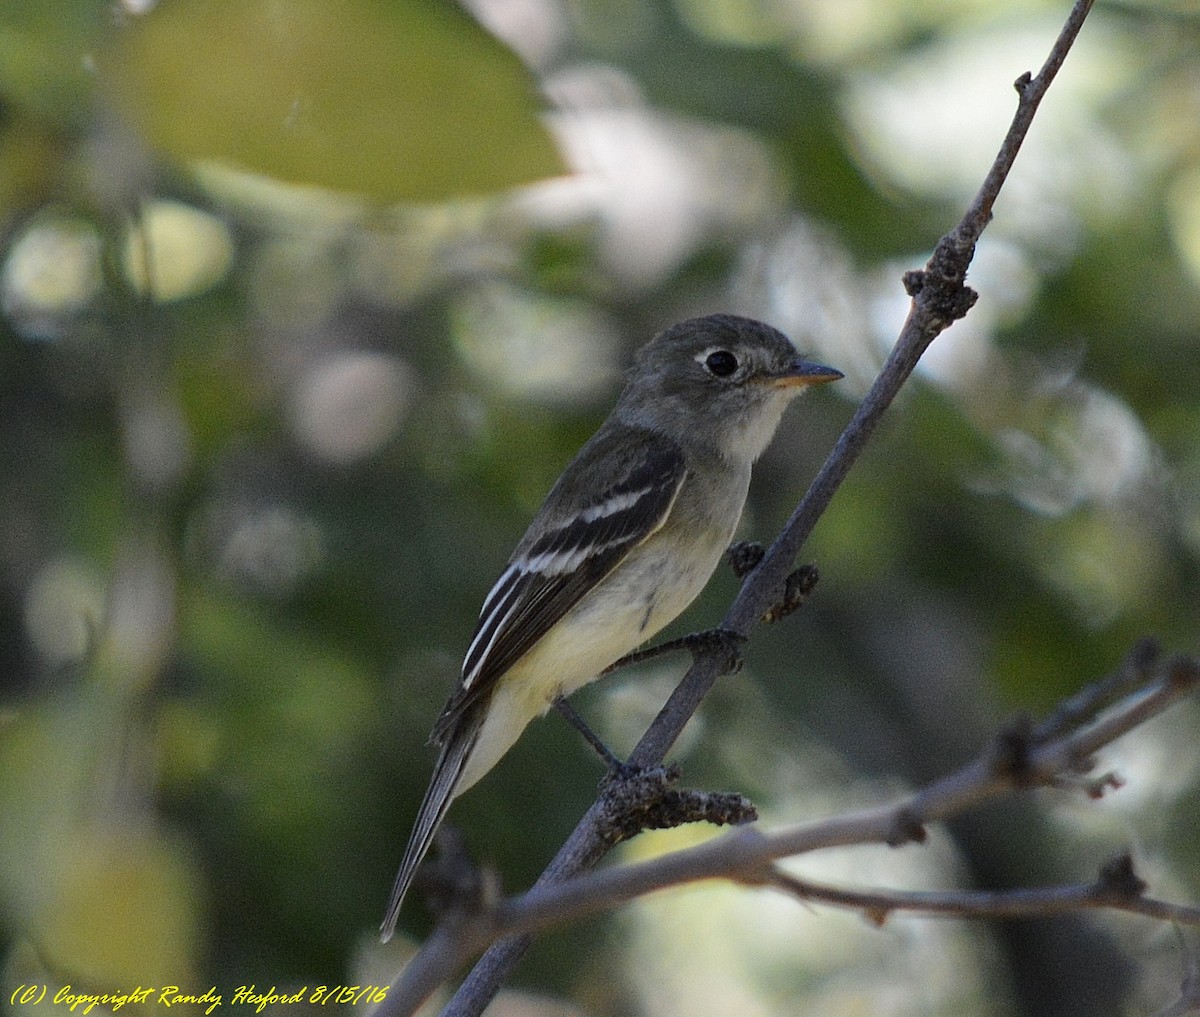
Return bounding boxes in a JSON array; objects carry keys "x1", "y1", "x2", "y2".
[{"x1": 431, "y1": 427, "x2": 686, "y2": 744}]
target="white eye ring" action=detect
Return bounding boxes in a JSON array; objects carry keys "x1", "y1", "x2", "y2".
[{"x1": 696, "y1": 347, "x2": 739, "y2": 377}]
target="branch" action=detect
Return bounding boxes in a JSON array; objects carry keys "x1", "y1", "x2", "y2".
[
  {"x1": 377, "y1": 3, "x2": 1100, "y2": 1013},
  {"x1": 377, "y1": 645, "x2": 1197, "y2": 990},
  {"x1": 380, "y1": 641, "x2": 1195, "y2": 1017},
  {"x1": 764, "y1": 857, "x2": 1200, "y2": 927}
]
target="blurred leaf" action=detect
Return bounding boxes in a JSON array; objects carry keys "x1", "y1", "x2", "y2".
[
  {"x1": 0, "y1": 704, "x2": 203, "y2": 983},
  {"x1": 98, "y1": 0, "x2": 565, "y2": 201},
  {"x1": 608, "y1": 3, "x2": 934, "y2": 253},
  {"x1": 0, "y1": 0, "x2": 109, "y2": 124},
  {"x1": 38, "y1": 827, "x2": 202, "y2": 984},
  {"x1": 0, "y1": 115, "x2": 65, "y2": 214}
]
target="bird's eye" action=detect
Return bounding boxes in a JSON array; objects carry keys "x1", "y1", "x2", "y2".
[{"x1": 704, "y1": 350, "x2": 739, "y2": 377}]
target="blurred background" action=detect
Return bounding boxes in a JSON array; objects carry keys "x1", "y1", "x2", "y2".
[{"x1": 1, "y1": 0, "x2": 1199, "y2": 1014}]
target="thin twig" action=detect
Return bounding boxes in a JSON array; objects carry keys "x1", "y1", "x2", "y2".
[
  {"x1": 379, "y1": 647, "x2": 1195, "y2": 973},
  {"x1": 1032, "y1": 636, "x2": 1161, "y2": 742},
  {"x1": 377, "y1": 645, "x2": 1196, "y2": 1017},
  {"x1": 376, "y1": 4, "x2": 1101, "y2": 1014},
  {"x1": 764, "y1": 867, "x2": 1200, "y2": 927}
]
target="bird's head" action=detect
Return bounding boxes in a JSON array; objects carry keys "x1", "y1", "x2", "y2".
[{"x1": 618, "y1": 314, "x2": 843, "y2": 462}]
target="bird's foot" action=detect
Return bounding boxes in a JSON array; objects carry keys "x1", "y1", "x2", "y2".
[
  {"x1": 553, "y1": 695, "x2": 628, "y2": 772},
  {"x1": 603, "y1": 626, "x2": 747, "y2": 678},
  {"x1": 678, "y1": 626, "x2": 747, "y2": 674}
]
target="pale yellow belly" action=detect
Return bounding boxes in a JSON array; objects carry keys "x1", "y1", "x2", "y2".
[{"x1": 455, "y1": 528, "x2": 730, "y2": 794}]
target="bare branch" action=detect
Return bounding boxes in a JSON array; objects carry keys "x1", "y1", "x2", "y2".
[
  {"x1": 490, "y1": 649, "x2": 1200, "y2": 934},
  {"x1": 764, "y1": 859, "x2": 1200, "y2": 927},
  {"x1": 377, "y1": 646, "x2": 1198, "y2": 1016},
  {"x1": 376, "y1": 3, "x2": 1104, "y2": 1014},
  {"x1": 1032, "y1": 636, "x2": 1163, "y2": 742}
]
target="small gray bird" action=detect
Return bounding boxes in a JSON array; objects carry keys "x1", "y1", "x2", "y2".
[{"x1": 381, "y1": 314, "x2": 841, "y2": 940}]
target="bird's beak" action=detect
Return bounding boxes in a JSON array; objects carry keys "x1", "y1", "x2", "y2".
[{"x1": 770, "y1": 359, "x2": 844, "y2": 389}]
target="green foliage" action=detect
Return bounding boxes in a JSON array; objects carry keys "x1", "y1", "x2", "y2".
[
  {"x1": 99, "y1": 0, "x2": 565, "y2": 200},
  {"x1": 1, "y1": 0, "x2": 1199, "y2": 1014}
]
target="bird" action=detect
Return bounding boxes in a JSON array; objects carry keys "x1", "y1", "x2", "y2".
[{"x1": 380, "y1": 313, "x2": 841, "y2": 940}]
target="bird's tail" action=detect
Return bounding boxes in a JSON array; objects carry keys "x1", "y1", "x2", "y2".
[{"x1": 379, "y1": 706, "x2": 483, "y2": 943}]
